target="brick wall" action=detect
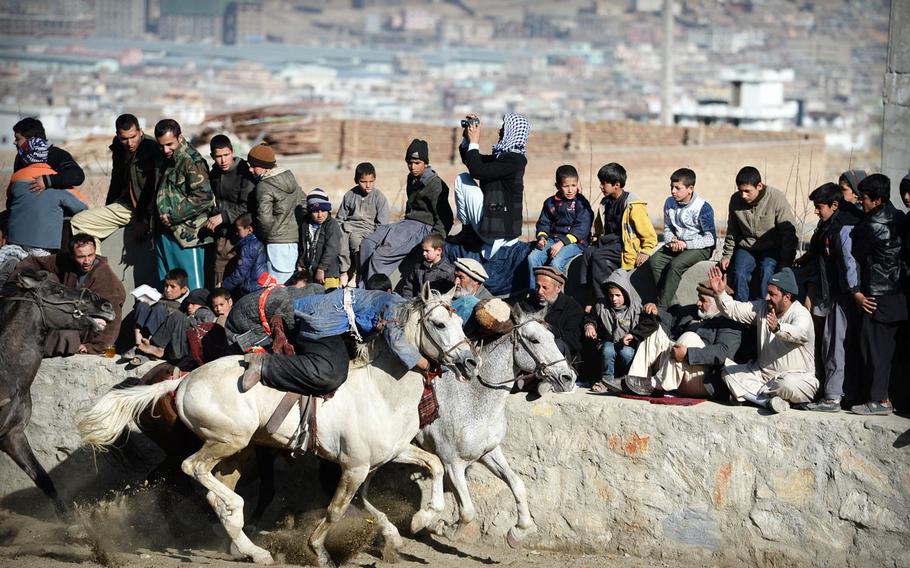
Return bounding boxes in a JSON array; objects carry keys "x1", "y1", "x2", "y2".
[{"x1": 0, "y1": 119, "x2": 827, "y2": 244}]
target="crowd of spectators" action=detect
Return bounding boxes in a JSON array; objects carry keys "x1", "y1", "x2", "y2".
[{"x1": 2, "y1": 113, "x2": 909, "y2": 417}]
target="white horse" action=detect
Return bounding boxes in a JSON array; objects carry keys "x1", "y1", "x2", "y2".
[
  {"x1": 78, "y1": 285, "x2": 477, "y2": 567},
  {"x1": 414, "y1": 304, "x2": 576, "y2": 546}
]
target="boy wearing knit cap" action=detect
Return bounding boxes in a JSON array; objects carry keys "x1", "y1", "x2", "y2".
[
  {"x1": 358, "y1": 139, "x2": 454, "y2": 284},
  {"x1": 247, "y1": 142, "x2": 305, "y2": 284},
  {"x1": 297, "y1": 187, "x2": 343, "y2": 290}
]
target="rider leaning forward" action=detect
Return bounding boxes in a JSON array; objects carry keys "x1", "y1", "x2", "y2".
[{"x1": 240, "y1": 287, "x2": 432, "y2": 394}]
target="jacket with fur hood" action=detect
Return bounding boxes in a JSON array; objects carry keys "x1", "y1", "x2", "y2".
[
  {"x1": 586, "y1": 269, "x2": 657, "y2": 342},
  {"x1": 255, "y1": 168, "x2": 304, "y2": 244}
]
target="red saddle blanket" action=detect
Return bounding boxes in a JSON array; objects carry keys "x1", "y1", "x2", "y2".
[{"x1": 418, "y1": 367, "x2": 441, "y2": 428}]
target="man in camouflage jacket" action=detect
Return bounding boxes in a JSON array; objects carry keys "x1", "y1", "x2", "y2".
[{"x1": 153, "y1": 119, "x2": 215, "y2": 290}]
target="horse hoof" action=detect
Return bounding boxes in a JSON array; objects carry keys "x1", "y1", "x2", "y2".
[
  {"x1": 250, "y1": 550, "x2": 275, "y2": 565},
  {"x1": 382, "y1": 539, "x2": 400, "y2": 563},
  {"x1": 316, "y1": 550, "x2": 337, "y2": 568},
  {"x1": 454, "y1": 521, "x2": 481, "y2": 543},
  {"x1": 506, "y1": 524, "x2": 537, "y2": 548},
  {"x1": 410, "y1": 509, "x2": 435, "y2": 534},
  {"x1": 64, "y1": 523, "x2": 88, "y2": 543},
  {"x1": 429, "y1": 518, "x2": 448, "y2": 536}
]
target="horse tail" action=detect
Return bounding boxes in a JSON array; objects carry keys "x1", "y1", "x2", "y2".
[{"x1": 77, "y1": 377, "x2": 186, "y2": 450}]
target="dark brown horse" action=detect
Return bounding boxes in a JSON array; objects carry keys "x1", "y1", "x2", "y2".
[{"x1": 0, "y1": 269, "x2": 115, "y2": 516}]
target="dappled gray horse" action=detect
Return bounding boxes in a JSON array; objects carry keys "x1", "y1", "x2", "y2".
[
  {"x1": 415, "y1": 304, "x2": 576, "y2": 545},
  {"x1": 0, "y1": 269, "x2": 115, "y2": 515}
]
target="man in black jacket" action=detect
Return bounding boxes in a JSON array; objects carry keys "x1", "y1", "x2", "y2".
[
  {"x1": 70, "y1": 114, "x2": 158, "y2": 252},
  {"x1": 521, "y1": 266, "x2": 584, "y2": 359},
  {"x1": 849, "y1": 174, "x2": 907, "y2": 416},
  {"x1": 622, "y1": 281, "x2": 745, "y2": 398},
  {"x1": 12, "y1": 117, "x2": 85, "y2": 191},
  {"x1": 206, "y1": 134, "x2": 257, "y2": 285},
  {"x1": 446, "y1": 113, "x2": 532, "y2": 296}
]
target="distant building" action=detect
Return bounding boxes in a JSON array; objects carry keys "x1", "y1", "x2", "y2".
[
  {"x1": 664, "y1": 68, "x2": 801, "y2": 131},
  {"x1": 224, "y1": 1, "x2": 263, "y2": 45},
  {"x1": 0, "y1": 0, "x2": 94, "y2": 37},
  {"x1": 158, "y1": 0, "x2": 233, "y2": 42},
  {"x1": 95, "y1": 0, "x2": 145, "y2": 39}
]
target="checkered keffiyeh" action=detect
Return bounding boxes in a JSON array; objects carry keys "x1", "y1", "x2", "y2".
[
  {"x1": 491, "y1": 113, "x2": 530, "y2": 157},
  {"x1": 18, "y1": 137, "x2": 49, "y2": 164}
]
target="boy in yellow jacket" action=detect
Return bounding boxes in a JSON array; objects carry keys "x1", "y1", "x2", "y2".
[{"x1": 579, "y1": 162, "x2": 657, "y2": 306}]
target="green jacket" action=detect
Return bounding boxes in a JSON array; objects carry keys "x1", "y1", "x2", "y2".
[
  {"x1": 721, "y1": 186, "x2": 798, "y2": 265},
  {"x1": 155, "y1": 141, "x2": 215, "y2": 248}
]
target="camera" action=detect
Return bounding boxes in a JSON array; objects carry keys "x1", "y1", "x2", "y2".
[{"x1": 460, "y1": 117, "x2": 480, "y2": 128}]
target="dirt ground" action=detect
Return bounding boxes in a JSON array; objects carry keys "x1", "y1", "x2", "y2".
[
  {"x1": 0, "y1": 481, "x2": 684, "y2": 568},
  {"x1": 0, "y1": 508, "x2": 678, "y2": 568}
]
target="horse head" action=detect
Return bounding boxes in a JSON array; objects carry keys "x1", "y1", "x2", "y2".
[
  {"x1": 511, "y1": 303, "x2": 576, "y2": 392},
  {"x1": 8, "y1": 269, "x2": 115, "y2": 332},
  {"x1": 412, "y1": 282, "x2": 479, "y2": 381}
]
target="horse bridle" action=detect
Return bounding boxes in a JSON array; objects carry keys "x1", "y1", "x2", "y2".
[
  {"x1": 417, "y1": 300, "x2": 476, "y2": 365},
  {"x1": 2, "y1": 286, "x2": 93, "y2": 329},
  {"x1": 477, "y1": 319, "x2": 567, "y2": 389}
]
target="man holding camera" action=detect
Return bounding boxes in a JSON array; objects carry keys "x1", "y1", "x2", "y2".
[{"x1": 448, "y1": 112, "x2": 532, "y2": 296}]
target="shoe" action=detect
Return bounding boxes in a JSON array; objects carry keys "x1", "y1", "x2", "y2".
[
  {"x1": 850, "y1": 401, "x2": 893, "y2": 416},
  {"x1": 769, "y1": 396, "x2": 790, "y2": 414},
  {"x1": 806, "y1": 398, "x2": 841, "y2": 413},
  {"x1": 623, "y1": 375, "x2": 655, "y2": 396},
  {"x1": 240, "y1": 353, "x2": 265, "y2": 392},
  {"x1": 125, "y1": 353, "x2": 150, "y2": 369},
  {"x1": 591, "y1": 377, "x2": 622, "y2": 394}
]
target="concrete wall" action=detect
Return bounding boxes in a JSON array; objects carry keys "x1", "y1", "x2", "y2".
[
  {"x1": 882, "y1": 0, "x2": 910, "y2": 207},
  {"x1": 3, "y1": 357, "x2": 908, "y2": 567}
]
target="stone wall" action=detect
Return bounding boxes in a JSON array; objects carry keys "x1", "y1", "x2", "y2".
[
  {"x1": 2, "y1": 357, "x2": 908, "y2": 567},
  {"x1": 443, "y1": 392, "x2": 910, "y2": 567}
]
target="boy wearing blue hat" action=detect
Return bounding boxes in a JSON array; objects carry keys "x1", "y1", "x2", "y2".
[{"x1": 298, "y1": 187, "x2": 342, "y2": 290}]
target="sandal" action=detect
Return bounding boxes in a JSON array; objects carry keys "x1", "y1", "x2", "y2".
[{"x1": 591, "y1": 377, "x2": 622, "y2": 394}]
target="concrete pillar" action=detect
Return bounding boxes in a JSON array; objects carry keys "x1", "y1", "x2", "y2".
[
  {"x1": 882, "y1": 0, "x2": 910, "y2": 208},
  {"x1": 659, "y1": 0, "x2": 674, "y2": 125}
]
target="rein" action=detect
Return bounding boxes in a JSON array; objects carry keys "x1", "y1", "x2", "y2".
[
  {"x1": 1, "y1": 287, "x2": 91, "y2": 329},
  {"x1": 477, "y1": 319, "x2": 567, "y2": 389},
  {"x1": 416, "y1": 300, "x2": 476, "y2": 365}
]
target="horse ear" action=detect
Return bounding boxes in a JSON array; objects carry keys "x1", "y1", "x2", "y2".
[
  {"x1": 16, "y1": 269, "x2": 48, "y2": 289},
  {"x1": 441, "y1": 285, "x2": 456, "y2": 302},
  {"x1": 511, "y1": 302, "x2": 526, "y2": 324},
  {"x1": 420, "y1": 281, "x2": 432, "y2": 303}
]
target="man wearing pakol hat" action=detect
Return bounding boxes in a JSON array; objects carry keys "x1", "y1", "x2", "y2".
[
  {"x1": 297, "y1": 187, "x2": 342, "y2": 290},
  {"x1": 451, "y1": 257, "x2": 493, "y2": 329},
  {"x1": 359, "y1": 139, "x2": 454, "y2": 285},
  {"x1": 521, "y1": 265, "x2": 584, "y2": 359},
  {"x1": 621, "y1": 280, "x2": 746, "y2": 398},
  {"x1": 247, "y1": 141, "x2": 305, "y2": 284},
  {"x1": 705, "y1": 265, "x2": 817, "y2": 413}
]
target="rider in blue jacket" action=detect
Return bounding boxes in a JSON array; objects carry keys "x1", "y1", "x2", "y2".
[{"x1": 240, "y1": 288, "x2": 430, "y2": 395}]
